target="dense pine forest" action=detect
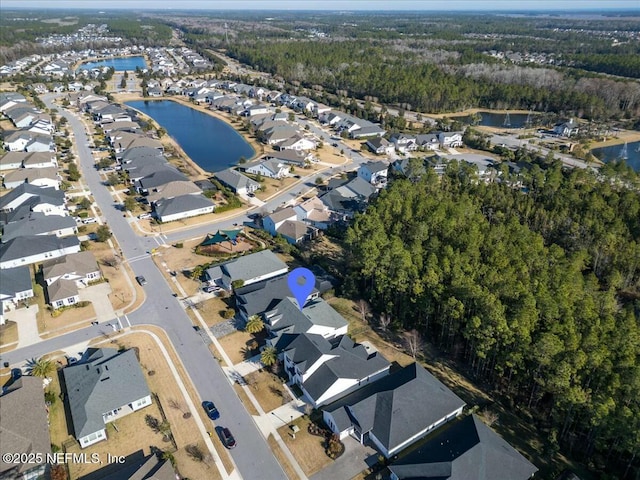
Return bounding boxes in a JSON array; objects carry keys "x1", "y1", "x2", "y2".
[
  {"x1": 225, "y1": 39, "x2": 640, "y2": 118},
  {"x1": 344, "y1": 161, "x2": 640, "y2": 477}
]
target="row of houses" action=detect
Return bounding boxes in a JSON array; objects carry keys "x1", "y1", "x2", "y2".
[
  {"x1": 249, "y1": 160, "x2": 387, "y2": 244},
  {"x1": 200, "y1": 249, "x2": 537, "y2": 477},
  {"x1": 71, "y1": 92, "x2": 218, "y2": 223},
  {"x1": 366, "y1": 131, "x2": 464, "y2": 155}
]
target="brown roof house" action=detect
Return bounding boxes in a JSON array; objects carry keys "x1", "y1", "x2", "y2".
[{"x1": 0, "y1": 376, "x2": 51, "y2": 480}]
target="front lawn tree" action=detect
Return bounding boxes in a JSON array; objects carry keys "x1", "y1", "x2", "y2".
[
  {"x1": 95, "y1": 225, "x2": 112, "y2": 242},
  {"x1": 27, "y1": 357, "x2": 55, "y2": 378},
  {"x1": 260, "y1": 346, "x2": 277, "y2": 367},
  {"x1": 245, "y1": 314, "x2": 265, "y2": 334},
  {"x1": 123, "y1": 196, "x2": 137, "y2": 212}
]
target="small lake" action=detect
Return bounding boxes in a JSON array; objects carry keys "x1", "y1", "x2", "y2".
[
  {"x1": 78, "y1": 56, "x2": 147, "y2": 71},
  {"x1": 126, "y1": 100, "x2": 255, "y2": 173},
  {"x1": 451, "y1": 111, "x2": 541, "y2": 129},
  {"x1": 592, "y1": 141, "x2": 640, "y2": 172}
]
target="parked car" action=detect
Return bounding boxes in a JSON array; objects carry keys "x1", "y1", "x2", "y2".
[
  {"x1": 247, "y1": 192, "x2": 255, "y2": 197},
  {"x1": 202, "y1": 401, "x2": 220, "y2": 420},
  {"x1": 82, "y1": 217, "x2": 97, "y2": 224},
  {"x1": 136, "y1": 276, "x2": 147, "y2": 286},
  {"x1": 203, "y1": 285, "x2": 220, "y2": 294},
  {"x1": 220, "y1": 427, "x2": 236, "y2": 449},
  {"x1": 138, "y1": 213, "x2": 153, "y2": 220}
]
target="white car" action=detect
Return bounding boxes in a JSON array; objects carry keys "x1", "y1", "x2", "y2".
[
  {"x1": 82, "y1": 217, "x2": 98, "y2": 224},
  {"x1": 138, "y1": 213, "x2": 153, "y2": 220}
]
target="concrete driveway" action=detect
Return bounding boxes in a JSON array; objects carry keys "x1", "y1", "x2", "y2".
[
  {"x1": 310, "y1": 436, "x2": 378, "y2": 480},
  {"x1": 11, "y1": 305, "x2": 41, "y2": 348},
  {"x1": 79, "y1": 282, "x2": 115, "y2": 323}
]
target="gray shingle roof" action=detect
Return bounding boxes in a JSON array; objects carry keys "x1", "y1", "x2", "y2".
[
  {"x1": 48, "y1": 278, "x2": 78, "y2": 302},
  {"x1": 0, "y1": 266, "x2": 32, "y2": 298},
  {"x1": 62, "y1": 348, "x2": 151, "y2": 439},
  {"x1": 285, "y1": 334, "x2": 390, "y2": 403},
  {"x1": 0, "y1": 235, "x2": 79, "y2": 263},
  {"x1": 388, "y1": 414, "x2": 538, "y2": 480},
  {"x1": 215, "y1": 169, "x2": 259, "y2": 192},
  {"x1": 235, "y1": 273, "x2": 319, "y2": 318},
  {"x1": 219, "y1": 249, "x2": 288, "y2": 284},
  {"x1": 0, "y1": 376, "x2": 51, "y2": 476},
  {"x1": 154, "y1": 193, "x2": 214, "y2": 218},
  {"x1": 0, "y1": 183, "x2": 64, "y2": 211},
  {"x1": 301, "y1": 335, "x2": 390, "y2": 403},
  {"x1": 42, "y1": 251, "x2": 99, "y2": 282},
  {"x1": 120, "y1": 146, "x2": 165, "y2": 164},
  {"x1": 135, "y1": 167, "x2": 188, "y2": 190},
  {"x1": 2, "y1": 211, "x2": 77, "y2": 242},
  {"x1": 267, "y1": 297, "x2": 348, "y2": 348},
  {"x1": 323, "y1": 363, "x2": 466, "y2": 455}
]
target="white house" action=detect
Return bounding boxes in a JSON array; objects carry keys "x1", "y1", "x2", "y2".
[
  {"x1": 264, "y1": 297, "x2": 349, "y2": 350},
  {"x1": 0, "y1": 266, "x2": 34, "y2": 324},
  {"x1": 2, "y1": 167, "x2": 60, "y2": 190},
  {"x1": 205, "y1": 249, "x2": 289, "y2": 291},
  {"x1": 263, "y1": 207, "x2": 298, "y2": 236},
  {"x1": 438, "y1": 131, "x2": 464, "y2": 148},
  {"x1": 278, "y1": 135, "x2": 316, "y2": 151},
  {"x1": 215, "y1": 169, "x2": 260, "y2": 196},
  {"x1": 357, "y1": 161, "x2": 389, "y2": 186},
  {"x1": 154, "y1": 194, "x2": 215, "y2": 223},
  {"x1": 283, "y1": 333, "x2": 391, "y2": 407},
  {"x1": 0, "y1": 235, "x2": 81, "y2": 270},
  {"x1": 0, "y1": 184, "x2": 67, "y2": 216},
  {"x1": 553, "y1": 118, "x2": 580, "y2": 137},
  {"x1": 295, "y1": 196, "x2": 333, "y2": 230},
  {"x1": 389, "y1": 133, "x2": 418, "y2": 153},
  {"x1": 63, "y1": 348, "x2": 152, "y2": 448},
  {"x1": 42, "y1": 251, "x2": 101, "y2": 287},
  {"x1": 244, "y1": 158, "x2": 290, "y2": 179}
]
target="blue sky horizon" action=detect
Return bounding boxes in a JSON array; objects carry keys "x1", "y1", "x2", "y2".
[{"x1": 2, "y1": 0, "x2": 639, "y2": 11}]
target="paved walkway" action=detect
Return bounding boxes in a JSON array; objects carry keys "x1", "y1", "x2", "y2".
[
  {"x1": 233, "y1": 353, "x2": 264, "y2": 376},
  {"x1": 170, "y1": 276, "x2": 308, "y2": 480},
  {"x1": 14, "y1": 305, "x2": 41, "y2": 348}
]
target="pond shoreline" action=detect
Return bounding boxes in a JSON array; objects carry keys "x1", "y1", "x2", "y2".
[{"x1": 116, "y1": 94, "x2": 260, "y2": 177}]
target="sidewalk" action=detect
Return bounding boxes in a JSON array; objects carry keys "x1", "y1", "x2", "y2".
[{"x1": 171, "y1": 277, "x2": 308, "y2": 479}]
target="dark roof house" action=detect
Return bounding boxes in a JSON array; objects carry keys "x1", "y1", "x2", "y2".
[
  {"x1": 388, "y1": 414, "x2": 538, "y2": 480},
  {"x1": 322, "y1": 362, "x2": 466, "y2": 458}
]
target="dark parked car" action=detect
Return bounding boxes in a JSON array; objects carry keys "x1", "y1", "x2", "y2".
[
  {"x1": 202, "y1": 401, "x2": 220, "y2": 420},
  {"x1": 136, "y1": 276, "x2": 147, "y2": 286},
  {"x1": 220, "y1": 427, "x2": 236, "y2": 448}
]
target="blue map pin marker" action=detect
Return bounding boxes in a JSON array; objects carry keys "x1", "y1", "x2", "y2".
[{"x1": 287, "y1": 267, "x2": 315, "y2": 310}]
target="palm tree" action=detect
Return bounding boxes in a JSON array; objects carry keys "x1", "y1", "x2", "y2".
[
  {"x1": 260, "y1": 346, "x2": 278, "y2": 367},
  {"x1": 27, "y1": 357, "x2": 55, "y2": 378},
  {"x1": 245, "y1": 315, "x2": 264, "y2": 334}
]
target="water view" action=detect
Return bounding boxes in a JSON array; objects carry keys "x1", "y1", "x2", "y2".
[
  {"x1": 126, "y1": 100, "x2": 255, "y2": 173},
  {"x1": 592, "y1": 141, "x2": 640, "y2": 172},
  {"x1": 451, "y1": 111, "x2": 541, "y2": 129},
  {"x1": 78, "y1": 56, "x2": 147, "y2": 71}
]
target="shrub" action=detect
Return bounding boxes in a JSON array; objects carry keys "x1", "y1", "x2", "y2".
[
  {"x1": 44, "y1": 391, "x2": 57, "y2": 405},
  {"x1": 174, "y1": 242, "x2": 184, "y2": 248},
  {"x1": 222, "y1": 309, "x2": 235, "y2": 319}
]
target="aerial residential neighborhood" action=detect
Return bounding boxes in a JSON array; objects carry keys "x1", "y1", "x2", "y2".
[{"x1": 0, "y1": 4, "x2": 639, "y2": 480}]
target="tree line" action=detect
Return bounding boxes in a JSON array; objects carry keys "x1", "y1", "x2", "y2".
[
  {"x1": 343, "y1": 161, "x2": 640, "y2": 478},
  {"x1": 225, "y1": 39, "x2": 640, "y2": 118}
]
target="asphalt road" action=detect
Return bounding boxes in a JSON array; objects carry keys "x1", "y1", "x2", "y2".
[{"x1": 14, "y1": 95, "x2": 289, "y2": 480}]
